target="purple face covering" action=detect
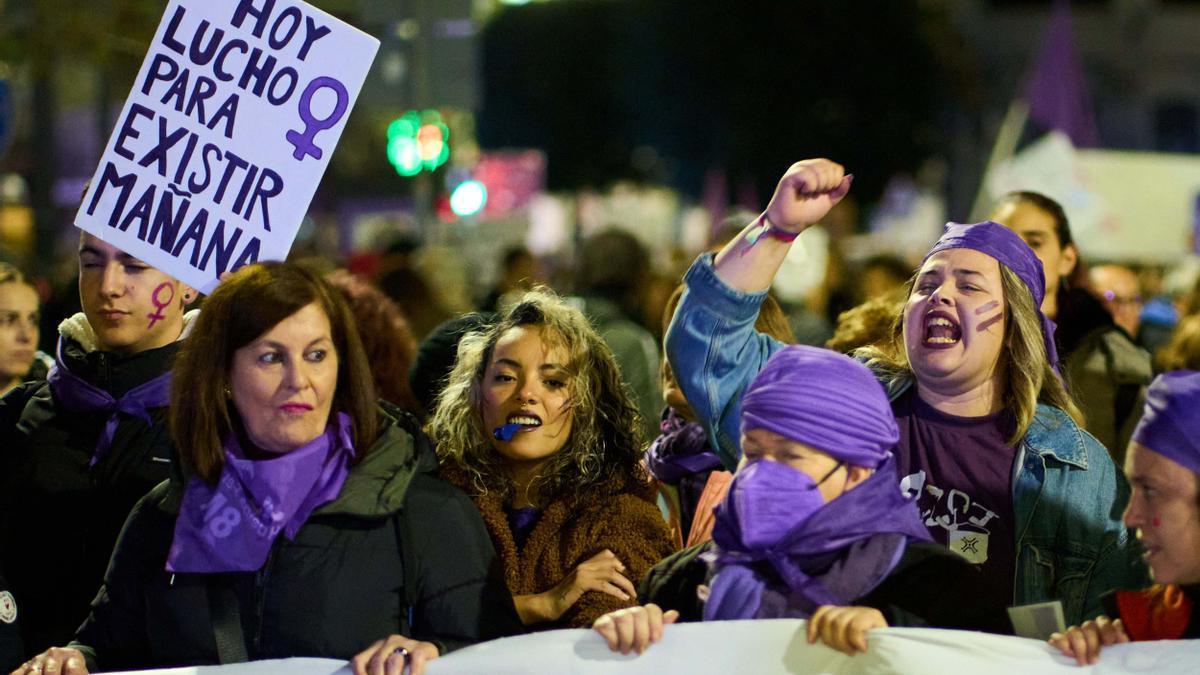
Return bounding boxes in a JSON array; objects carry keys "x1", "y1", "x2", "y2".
[
  {"x1": 706, "y1": 455, "x2": 931, "y2": 620},
  {"x1": 740, "y1": 345, "x2": 898, "y2": 468},
  {"x1": 1131, "y1": 371, "x2": 1200, "y2": 475},
  {"x1": 166, "y1": 412, "x2": 356, "y2": 574},
  {"x1": 46, "y1": 339, "x2": 172, "y2": 467},
  {"x1": 724, "y1": 460, "x2": 830, "y2": 550},
  {"x1": 923, "y1": 221, "x2": 1060, "y2": 372}
]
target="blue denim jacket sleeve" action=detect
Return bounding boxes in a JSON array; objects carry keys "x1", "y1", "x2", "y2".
[
  {"x1": 664, "y1": 253, "x2": 785, "y2": 470},
  {"x1": 1012, "y1": 405, "x2": 1149, "y2": 624}
]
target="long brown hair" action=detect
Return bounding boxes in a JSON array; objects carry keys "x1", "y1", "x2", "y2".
[
  {"x1": 429, "y1": 287, "x2": 647, "y2": 506},
  {"x1": 856, "y1": 263, "x2": 1084, "y2": 444},
  {"x1": 171, "y1": 263, "x2": 378, "y2": 483}
]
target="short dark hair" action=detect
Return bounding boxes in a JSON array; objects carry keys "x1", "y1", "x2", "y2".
[
  {"x1": 1000, "y1": 191, "x2": 1074, "y2": 249},
  {"x1": 0, "y1": 263, "x2": 26, "y2": 286},
  {"x1": 171, "y1": 262, "x2": 378, "y2": 483}
]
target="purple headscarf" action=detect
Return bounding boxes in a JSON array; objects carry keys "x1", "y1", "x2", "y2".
[
  {"x1": 923, "y1": 221, "x2": 1060, "y2": 372},
  {"x1": 740, "y1": 345, "x2": 898, "y2": 469},
  {"x1": 1131, "y1": 371, "x2": 1200, "y2": 474}
]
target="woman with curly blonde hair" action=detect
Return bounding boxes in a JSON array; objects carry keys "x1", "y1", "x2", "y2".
[{"x1": 430, "y1": 288, "x2": 674, "y2": 629}]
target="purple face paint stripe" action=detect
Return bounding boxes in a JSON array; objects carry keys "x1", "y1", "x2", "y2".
[
  {"x1": 976, "y1": 312, "x2": 1003, "y2": 334},
  {"x1": 974, "y1": 300, "x2": 1001, "y2": 315},
  {"x1": 285, "y1": 76, "x2": 349, "y2": 163}
]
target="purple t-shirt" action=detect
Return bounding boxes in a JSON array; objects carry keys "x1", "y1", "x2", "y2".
[{"x1": 892, "y1": 388, "x2": 1018, "y2": 613}]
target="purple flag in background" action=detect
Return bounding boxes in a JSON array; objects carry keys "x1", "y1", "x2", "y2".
[
  {"x1": 703, "y1": 166, "x2": 729, "y2": 238},
  {"x1": 1023, "y1": 0, "x2": 1099, "y2": 148}
]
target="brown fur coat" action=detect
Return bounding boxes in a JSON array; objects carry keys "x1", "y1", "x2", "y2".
[{"x1": 441, "y1": 465, "x2": 676, "y2": 629}]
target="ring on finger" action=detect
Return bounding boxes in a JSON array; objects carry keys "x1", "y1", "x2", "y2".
[{"x1": 393, "y1": 646, "x2": 410, "y2": 660}]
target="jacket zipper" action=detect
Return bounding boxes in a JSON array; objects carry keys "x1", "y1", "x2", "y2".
[{"x1": 252, "y1": 543, "x2": 279, "y2": 656}]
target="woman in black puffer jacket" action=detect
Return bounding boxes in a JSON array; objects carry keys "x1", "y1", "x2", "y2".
[{"x1": 12, "y1": 264, "x2": 520, "y2": 675}]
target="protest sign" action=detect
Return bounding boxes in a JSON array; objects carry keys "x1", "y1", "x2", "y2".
[{"x1": 75, "y1": 0, "x2": 379, "y2": 293}]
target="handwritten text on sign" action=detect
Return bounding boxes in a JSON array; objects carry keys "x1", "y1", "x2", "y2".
[{"x1": 75, "y1": 0, "x2": 379, "y2": 293}]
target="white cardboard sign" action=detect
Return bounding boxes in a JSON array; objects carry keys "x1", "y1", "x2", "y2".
[{"x1": 74, "y1": 0, "x2": 379, "y2": 293}]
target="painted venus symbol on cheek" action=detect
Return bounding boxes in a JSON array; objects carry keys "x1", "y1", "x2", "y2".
[
  {"x1": 147, "y1": 282, "x2": 175, "y2": 328},
  {"x1": 1153, "y1": 516, "x2": 1161, "y2": 527}
]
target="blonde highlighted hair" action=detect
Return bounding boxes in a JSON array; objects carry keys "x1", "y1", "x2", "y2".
[
  {"x1": 429, "y1": 287, "x2": 647, "y2": 505},
  {"x1": 856, "y1": 264, "x2": 1083, "y2": 445}
]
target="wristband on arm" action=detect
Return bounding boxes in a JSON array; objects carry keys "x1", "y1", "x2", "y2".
[{"x1": 741, "y1": 214, "x2": 800, "y2": 256}]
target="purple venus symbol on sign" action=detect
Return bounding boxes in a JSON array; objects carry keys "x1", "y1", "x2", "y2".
[{"x1": 285, "y1": 76, "x2": 350, "y2": 161}]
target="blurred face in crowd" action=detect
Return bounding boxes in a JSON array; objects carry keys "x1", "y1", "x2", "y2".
[
  {"x1": 990, "y1": 201, "x2": 1077, "y2": 315},
  {"x1": 482, "y1": 325, "x2": 574, "y2": 471},
  {"x1": 230, "y1": 303, "x2": 339, "y2": 455},
  {"x1": 1123, "y1": 442, "x2": 1200, "y2": 585},
  {"x1": 1090, "y1": 264, "x2": 1143, "y2": 337},
  {"x1": 78, "y1": 232, "x2": 197, "y2": 354},
  {"x1": 0, "y1": 280, "x2": 39, "y2": 390},
  {"x1": 903, "y1": 249, "x2": 1007, "y2": 397},
  {"x1": 738, "y1": 428, "x2": 871, "y2": 505}
]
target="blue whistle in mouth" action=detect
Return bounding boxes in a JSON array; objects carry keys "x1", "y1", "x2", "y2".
[{"x1": 493, "y1": 423, "x2": 523, "y2": 441}]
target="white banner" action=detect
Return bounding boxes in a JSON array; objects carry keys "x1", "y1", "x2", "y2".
[
  {"x1": 75, "y1": 0, "x2": 379, "y2": 293},
  {"x1": 986, "y1": 132, "x2": 1200, "y2": 264},
  {"x1": 106, "y1": 622, "x2": 1200, "y2": 675}
]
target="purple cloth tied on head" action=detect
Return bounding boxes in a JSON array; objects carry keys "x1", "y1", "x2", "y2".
[
  {"x1": 166, "y1": 412, "x2": 357, "y2": 574},
  {"x1": 1131, "y1": 370, "x2": 1200, "y2": 475},
  {"x1": 46, "y1": 338, "x2": 172, "y2": 468},
  {"x1": 924, "y1": 221, "x2": 1060, "y2": 372},
  {"x1": 740, "y1": 345, "x2": 898, "y2": 469}
]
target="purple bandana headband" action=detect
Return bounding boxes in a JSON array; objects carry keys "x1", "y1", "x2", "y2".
[
  {"x1": 740, "y1": 345, "x2": 898, "y2": 469},
  {"x1": 1131, "y1": 371, "x2": 1200, "y2": 475},
  {"x1": 47, "y1": 338, "x2": 172, "y2": 467},
  {"x1": 924, "y1": 221, "x2": 1059, "y2": 372}
]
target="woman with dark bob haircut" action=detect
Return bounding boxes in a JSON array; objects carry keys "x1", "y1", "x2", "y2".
[
  {"x1": 430, "y1": 287, "x2": 675, "y2": 629},
  {"x1": 15, "y1": 263, "x2": 520, "y2": 675}
]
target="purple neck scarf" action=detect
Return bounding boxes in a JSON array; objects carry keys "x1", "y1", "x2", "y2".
[
  {"x1": 166, "y1": 412, "x2": 356, "y2": 574},
  {"x1": 644, "y1": 408, "x2": 723, "y2": 484},
  {"x1": 1132, "y1": 371, "x2": 1200, "y2": 474},
  {"x1": 704, "y1": 455, "x2": 931, "y2": 620},
  {"x1": 924, "y1": 221, "x2": 1060, "y2": 372},
  {"x1": 740, "y1": 346, "x2": 898, "y2": 468},
  {"x1": 46, "y1": 339, "x2": 172, "y2": 467}
]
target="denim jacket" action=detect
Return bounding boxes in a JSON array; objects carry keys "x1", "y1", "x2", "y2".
[{"x1": 665, "y1": 254, "x2": 1148, "y2": 625}]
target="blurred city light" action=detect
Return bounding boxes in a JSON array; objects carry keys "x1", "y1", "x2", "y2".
[
  {"x1": 386, "y1": 110, "x2": 450, "y2": 176},
  {"x1": 450, "y1": 179, "x2": 487, "y2": 217}
]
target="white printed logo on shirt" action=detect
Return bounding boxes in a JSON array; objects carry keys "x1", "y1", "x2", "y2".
[
  {"x1": 0, "y1": 591, "x2": 16, "y2": 624},
  {"x1": 903, "y1": 471, "x2": 998, "y2": 564}
]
